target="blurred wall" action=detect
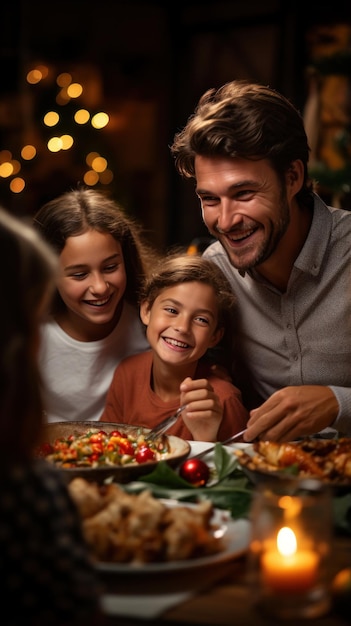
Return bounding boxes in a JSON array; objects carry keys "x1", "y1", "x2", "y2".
[{"x1": 0, "y1": 1, "x2": 350, "y2": 250}]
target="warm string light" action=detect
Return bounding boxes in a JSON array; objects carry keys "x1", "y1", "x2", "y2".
[{"x1": 1, "y1": 64, "x2": 114, "y2": 194}]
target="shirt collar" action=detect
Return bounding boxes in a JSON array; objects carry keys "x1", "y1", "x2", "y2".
[{"x1": 293, "y1": 193, "x2": 331, "y2": 277}]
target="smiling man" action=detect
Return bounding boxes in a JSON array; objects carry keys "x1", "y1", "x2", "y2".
[{"x1": 170, "y1": 80, "x2": 351, "y2": 442}]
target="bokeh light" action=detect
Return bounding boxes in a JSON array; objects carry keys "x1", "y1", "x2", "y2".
[{"x1": 91, "y1": 112, "x2": 109, "y2": 129}]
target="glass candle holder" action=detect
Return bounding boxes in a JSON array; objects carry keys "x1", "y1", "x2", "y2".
[{"x1": 247, "y1": 478, "x2": 332, "y2": 619}]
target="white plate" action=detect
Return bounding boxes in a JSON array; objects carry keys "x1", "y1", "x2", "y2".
[
  {"x1": 94, "y1": 499, "x2": 251, "y2": 574},
  {"x1": 188, "y1": 440, "x2": 249, "y2": 458},
  {"x1": 187, "y1": 440, "x2": 251, "y2": 485}
]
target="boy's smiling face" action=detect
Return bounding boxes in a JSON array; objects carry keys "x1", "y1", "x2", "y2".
[{"x1": 140, "y1": 281, "x2": 223, "y2": 367}]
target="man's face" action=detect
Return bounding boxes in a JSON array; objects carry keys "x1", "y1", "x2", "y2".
[{"x1": 194, "y1": 155, "x2": 291, "y2": 272}]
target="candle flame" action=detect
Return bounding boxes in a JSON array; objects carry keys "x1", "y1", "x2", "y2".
[{"x1": 277, "y1": 526, "x2": 297, "y2": 557}]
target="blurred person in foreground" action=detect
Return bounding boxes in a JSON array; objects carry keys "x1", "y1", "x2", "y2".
[
  {"x1": 0, "y1": 207, "x2": 104, "y2": 625},
  {"x1": 170, "y1": 79, "x2": 351, "y2": 443}
]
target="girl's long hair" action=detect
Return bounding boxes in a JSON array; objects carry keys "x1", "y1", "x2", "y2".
[{"x1": 33, "y1": 187, "x2": 158, "y2": 313}]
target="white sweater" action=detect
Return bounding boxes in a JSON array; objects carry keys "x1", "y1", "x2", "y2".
[{"x1": 39, "y1": 301, "x2": 149, "y2": 422}]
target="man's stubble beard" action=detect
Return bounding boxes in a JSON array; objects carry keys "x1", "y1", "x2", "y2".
[{"x1": 211, "y1": 192, "x2": 291, "y2": 272}]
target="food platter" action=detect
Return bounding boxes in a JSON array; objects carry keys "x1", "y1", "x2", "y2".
[
  {"x1": 94, "y1": 499, "x2": 251, "y2": 574},
  {"x1": 38, "y1": 421, "x2": 191, "y2": 483},
  {"x1": 235, "y1": 438, "x2": 351, "y2": 495}
]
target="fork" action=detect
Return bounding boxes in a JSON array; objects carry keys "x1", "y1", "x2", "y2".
[
  {"x1": 145, "y1": 405, "x2": 187, "y2": 442},
  {"x1": 188, "y1": 428, "x2": 247, "y2": 461}
]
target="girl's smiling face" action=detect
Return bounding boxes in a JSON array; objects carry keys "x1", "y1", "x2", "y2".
[
  {"x1": 140, "y1": 281, "x2": 223, "y2": 367},
  {"x1": 56, "y1": 229, "x2": 127, "y2": 340}
]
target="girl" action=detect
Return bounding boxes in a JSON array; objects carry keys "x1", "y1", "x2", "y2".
[
  {"x1": 33, "y1": 187, "x2": 156, "y2": 422},
  {"x1": 0, "y1": 207, "x2": 103, "y2": 625},
  {"x1": 100, "y1": 253, "x2": 248, "y2": 441}
]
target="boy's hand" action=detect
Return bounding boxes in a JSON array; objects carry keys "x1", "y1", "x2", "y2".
[{"x1": 179, "y1": 377, "x2": 222, "y2": 441}]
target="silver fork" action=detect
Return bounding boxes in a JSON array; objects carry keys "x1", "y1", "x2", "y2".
[
  {"x1": 188, "y1": 428, "x2": 247, "y2": 461},
  {"x1": 145, "y1": 405, "x2": 187, "y2": 442}
]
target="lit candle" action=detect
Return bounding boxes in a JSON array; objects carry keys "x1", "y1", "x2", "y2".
[{"x1": 261, "y1": 526, "x2": 319, "y2": 593}]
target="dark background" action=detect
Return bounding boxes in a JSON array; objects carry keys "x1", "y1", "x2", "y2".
[{"x1": 1, "y1": 1, "x2": 350, "y2": 251}]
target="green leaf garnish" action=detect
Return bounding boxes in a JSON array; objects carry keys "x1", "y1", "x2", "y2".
[{"x1": 119, "y1": 443, "x2": 351, "y2": 534}]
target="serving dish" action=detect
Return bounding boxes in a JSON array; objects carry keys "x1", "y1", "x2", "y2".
[
  {"x1": 94, "y1": 499, "x2": 251, "y2": 574},
  {"x1": 235, "y1": 438, "x2": 351, "y2": 494},
  {"x1": 38, "y1": 421, "x2": 191, "y2": 483}
]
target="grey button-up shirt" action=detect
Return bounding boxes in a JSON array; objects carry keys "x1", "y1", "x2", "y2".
[{"x1": 203, "y1": 193, "x2": 351, "y2": 435}]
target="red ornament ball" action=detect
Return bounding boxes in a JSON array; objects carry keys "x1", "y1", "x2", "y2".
[{"x1": 179, "y1": 458, "x2": 210, "y2": 486}]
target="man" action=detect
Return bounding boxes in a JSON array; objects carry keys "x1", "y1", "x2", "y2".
[{"x1": 170, "y1": 80, "x2": 351, "y2": 442}]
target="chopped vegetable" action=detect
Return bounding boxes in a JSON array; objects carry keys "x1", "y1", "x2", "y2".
[{"x1": 36, "y1": 427, "x2": 170, "y2": 468}]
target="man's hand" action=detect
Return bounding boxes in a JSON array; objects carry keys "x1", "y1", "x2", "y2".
[{"x1": 243, "y1": 385, "x2": 339, "y2": 442}]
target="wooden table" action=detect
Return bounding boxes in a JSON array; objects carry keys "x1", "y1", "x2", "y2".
[{"x1": 101, "y1": 533, "x2": 351, "y2": 626}]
